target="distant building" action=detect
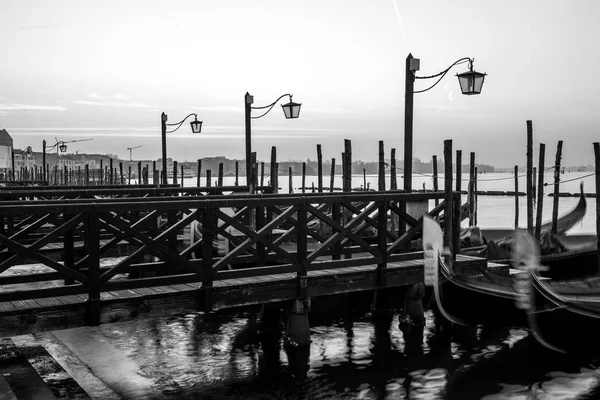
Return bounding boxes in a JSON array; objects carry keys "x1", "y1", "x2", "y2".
[{"x1": 0, "y1": 129, "x2": 13, "y2": 170}]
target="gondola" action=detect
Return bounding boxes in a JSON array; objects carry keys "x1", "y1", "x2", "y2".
[
  {"x1": 525, "y1": 265, "x2": 600, "y2": 355},
  {"x1": 461, "y1": 183, "x2": 596, "y2": 279},
  {"x1": 423, "y1": 215, "x2": 526, "y2": 327}
]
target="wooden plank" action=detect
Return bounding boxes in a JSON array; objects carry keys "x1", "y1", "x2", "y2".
[
  {"x1": 131, "y1": 287, "x2": 159, "y2": 297},
  {"x1": 0, "y1": 302, "x2": 17, "y2": 313},
  {"x1": 11, "y1": 299, "x2": 41, "y2": 311},
  {"x1": 148, "y1": 285, "x2": 178, "y2": 294},
  {"x1": 34, "y1": 297, "x2": 62, "y2": 308},
  {"x1": 169, "y1": 283, "x2": 196, "y2": 292},
  {"x1": 108, "y1": 290, "x2": 142, "y2": 300},
  {"x1": 55, "y1": 295, "x2": 84, "y2": 305}
]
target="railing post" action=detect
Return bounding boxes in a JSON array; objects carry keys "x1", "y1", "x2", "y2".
[
  {"x1": 297, "y1": 198, "x2": 308, "y2": 298},
  {"x1": 377, "y1": 195, "x2": 388, "y2": 286},
  {"x1": 256, "y1": 205, "x2": 266, "y2": 267},
  {"x1": 332, "y1": 201, "x2": 341, "y2": 260},
  {"x1": 86, "y1": 209, "x2": 101, "y2": 326},
  {"x1": 63, "y1": 213, "x2": 75, "y2": 285},
  {"x1": 201, "y1": 208, "x2": 215, "y2": 311}
]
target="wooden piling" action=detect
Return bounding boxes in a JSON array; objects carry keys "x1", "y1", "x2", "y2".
[
  {"x1": 153, "y1": 161, "x2": 157, "y2": 185},
  {"x1": 173, "y1": 161, "x2": 178, "y2": 185},
  {"x1": 109, "y1": 158, "x2": 113, "y2": 184},
  {"x1": 270, "y1": 146, "x2": 277, "y2": 194},
  {"x1": 363, "y1": 169, "x2": 367, "y2": 190},
  {"x1": 85, "y1": 164, "x2": 90, "y2": 186},
  {"x1": 235, "y1": 160, "x2": 239, "y2": 186},
  {"x1": 197, "y1": 159, "x2": 202, "y2": 187},
  {"x1": 251, "y1": 152, "x2": 258, "y2": 193},
  {"x1": 289, "y1": 167, "x2": 293, "y2": 194},
  {"x1": 137, "y1": 162, "x2": 142, "y2": 185},
  {"x1": 343, "y1": 139, "x2": 352, "y2": 192},
  {"x1": 468, "y1": 152, "x2": 475, "y2": 226},
  {"x1": 302, "y1": 162, "x2": 306, "y2": 193},
  {"x1": 532, "y1": 167, "x2": 537, "y2": 204},
  {"x1": 218, "y1": 163, "x2": 224, "y2": 187},
  {"x1": 526, "y1": 120, "x2": 534, "y2": 234},
  {"x1": 432, "y1": 155, "x2": 439, "y2": 205},
  {"x1": 128, "y1": 165, "x2": 131, "y2": 185},
  {"x1": 317, "y1": 144, "x2": 323, "y2": 193},
  {"x1": 206, "y1": 170, "x2": 211, "y2": 187},
  {"x1": 535, "y1": 143, "x2": 546, "y2": 240},
  {"x1": 330, "y1": 158, "x2": 336, "y2": 192},
  {"x1": 456, "y1": 150, "x2": 462, "y2": 193},
  {"x1": 391, "y1": 148, "x2": 397, "y2": 190},
  {"x1": 443, "y1": 140, "x2": 453, "y2": 256},
  {"x1": 514, "y1": 165, "x2": 519, "y2": 229},
  {"x1": 551, "y1": 140, "x2": 564, "y2": 234},
  {"x1": 378, "y1": 140, "x2": 385, "y2": 191},
  {"x1": 593, "y1": 142, "x2": 599, "y2": 273},
  {"x1": 260, "y1": 162, "x2": 265, "y2": 187}
]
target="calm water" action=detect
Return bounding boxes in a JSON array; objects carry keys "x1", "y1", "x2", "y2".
[
  {"x1": 48, "y1": 303, "x2": 600, "y2": 399},
  {"x1": 39, "y1": 172, "x2": 600, "y2": 398}
]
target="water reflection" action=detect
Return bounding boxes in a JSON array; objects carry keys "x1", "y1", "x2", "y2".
[{"x1": 58, "y1": 300, "x2": 600, "y2": 399}]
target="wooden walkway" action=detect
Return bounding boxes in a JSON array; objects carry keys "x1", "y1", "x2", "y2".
[{"x1": 0, "y1": 254, "x2": 500, "y2": 337}]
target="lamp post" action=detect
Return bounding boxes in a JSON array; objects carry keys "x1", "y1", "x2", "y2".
[
  {"x1": 43, "y1": 138, "x2": 93, "y2": 182},
  {"x1": 403, "y1": 54, "x2": 486, "y2": 192},
  {"x1": 244, "y1": 92, "x2": 301, "y2": 186},
  {"x1": 161, "y1": 112, "x2": 202, "y2": 184}
]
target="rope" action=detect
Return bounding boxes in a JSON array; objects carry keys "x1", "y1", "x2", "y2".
[{"x1": 543, "y1": 172, "x2": 596, "y2": 186}]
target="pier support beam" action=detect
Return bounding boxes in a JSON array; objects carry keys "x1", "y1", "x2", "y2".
[
  {"x1": 400, "y1": 282, "x2": 425, "y2": 326},
  {"x1": 284, "y1": 298, "x2": 311, "y2": 347}
]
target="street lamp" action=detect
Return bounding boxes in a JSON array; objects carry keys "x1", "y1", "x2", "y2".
[
  {"x1": 43, "y1": 138, "x2": 93, "y2": 181},
  {"x1": 244, "y1": 92, "x2": 301, "y2": 186},
  {"x1": 403, "y1": 54, "x2": 486, "y2": 192},
  {"x1": 161, "y1": 112, "x2": 202, "y2": 184}
]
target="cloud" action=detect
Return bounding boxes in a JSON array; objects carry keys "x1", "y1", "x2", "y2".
[
  {"x1": 113, "y1": 93, "x2": 130, "y2": 100},
  {"x1": 0, "y1": 103, "x2": 66, "y2": 111},
  {"x1": 74, "y1": 100, "x2": 156, "y2": 109},
  {"x1": 88, "y1": 93, "x2": 104, "y2": 100}
]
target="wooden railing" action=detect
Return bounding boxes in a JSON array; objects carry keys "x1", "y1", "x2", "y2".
[{"x1": 0, "y1": 190, "x2": 459, "y2": 322}]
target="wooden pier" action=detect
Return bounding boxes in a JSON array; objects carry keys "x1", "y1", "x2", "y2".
[{"x1": 0, "y1": 187, "x2": 489, "y2": 337}]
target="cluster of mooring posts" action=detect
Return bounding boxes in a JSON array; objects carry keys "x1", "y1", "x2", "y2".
[
  {"x1": 0, "y1": 128, "x2": 598, "y2": 355},
  {"x1": 0, "y1": 137, "x2": 492, "y2": 348}
]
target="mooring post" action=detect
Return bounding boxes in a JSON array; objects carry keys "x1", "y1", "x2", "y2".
[
  {"x1": 270, "y1": 146, "x2": 277, "y2": 194},
  {"x1": 514, "y1": 165, "x2": 519, "y2": 229},
  {"x1": 128, "y1": 165, "x2": 131, "y2": 185},
  {"x1": 432, "y1": 155, "x2": 439, "y2": 205},
  {"x1": 197, "y1": 159, "x2": 202, "y2": 187},
  {"x1": 551, "y1": 141, "x2": 564, "y2": 234},
  {"x1": 288, "y1": 166, "x2": 293, "y2": 193},
  {"x1": 378, "y1": 141, "x2": 385, "y2": 191},
  {"x1": 85, "y1": 164, "x2": 90, "y2": 186},
  {"x1": 474, "y1": 167, "x2": 479, "y2": 225},
  {"x1": 443, "y1": 139, "x2": 454, "y2": 259},
  {"x1": 535, "y1": 144, "x2": 546, "y2": 240},
  {"x1": 172, "y1": 161, "x2": 178, "y2": 186},
  {"x1": 206, "y1": 170, "x2": 211, "y2": 187},
  {"x1": 363, "y1": 169, "x2": 367, "y2": 190},
  {"x1": 109, "y1": 158, "x2": 113, "y2": 184},
  {"x1": 301, "y1": 162, "x2": 306, "y2": 193},
  {"x1": 329, "y1": 158, "x2": 336, "y2": 192},
  {"x1": 526, "y1": 120, "x2": 534, "y2": 234},
  {"x1": 260, "y1": 162, "x2": 265, "y2": 187},
  {"x1": 234, "y1": 160, "x2": 238, "y2": 187},
  {"x1": 251, "y1": 152, "x2": 258, "y2": 194},
  {"x1": 137, "y1": 161, "x2": 141, "y2": 185},
  {"x1": 344, "y1": 139, "x2": 352, "y2": 191},
  {"x1": 468, "y1": 152, "x2": 476, "y2": 226},
  {"x1": 181, "y1": 165, "x2": 185, "y2": 186},
  {"x1": 218, "y1": 163, "x2": 224, "y2": 187},
  {"x1": 317, "y1": 144, "x2": 323, "y2": 193},
  {"x1": 391, "y1": 148, "x2": 397, "y2": 190},
  {"x1": 594, "y1": 142, "x2": 600, "y2": 274},
  {"x1": 119, "y1": 162, "x2": 124, "y2": 185},
  {"x1": 456, "y1": 150, "x2": 462, "y2": 196},
  {"x1": 153, "y1": 161, "x2": 157, "y2": 185},
  {"x1": 532, "y1": 167, "x2": 537, "y2": 204}
]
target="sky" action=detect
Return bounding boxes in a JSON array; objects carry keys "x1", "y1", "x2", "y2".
[{"x1": 0, "y1": 0, "x2": 599, "y2": 168}]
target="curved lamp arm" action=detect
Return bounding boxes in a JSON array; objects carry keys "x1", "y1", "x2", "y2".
[
  {"x1": 250, "y1": 93, "x2": 292, "y2": 119},
  {"x1": 414, "y1": 57, "x2": 473, "y2": 94},
  {"x1": 166, "y1": 113, "x2": 199, "y2": 133}
]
